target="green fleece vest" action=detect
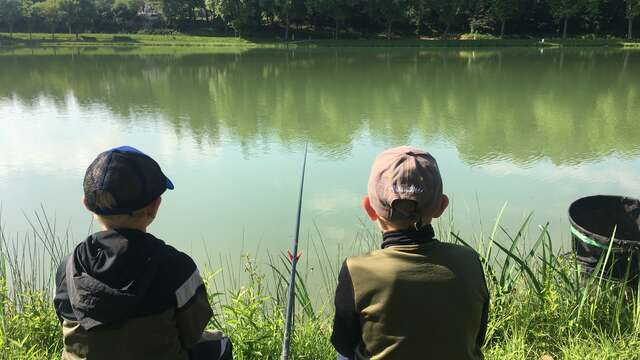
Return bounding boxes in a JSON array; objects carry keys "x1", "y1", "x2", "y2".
[{"x1": 347, "y1": 241, "x2": 488, "y2": 360}]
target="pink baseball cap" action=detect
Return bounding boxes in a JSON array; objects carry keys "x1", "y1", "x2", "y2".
[{"x1": 367, "y1": 146, "x2": 443, "y2": 221}]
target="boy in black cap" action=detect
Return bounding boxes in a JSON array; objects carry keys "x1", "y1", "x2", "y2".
[
  {"x1": 331, "y1": 146, "x2": 489, "y2": 360},
  {"x1": 53, "y1": 146, "x2": 232, "y2": 360}
]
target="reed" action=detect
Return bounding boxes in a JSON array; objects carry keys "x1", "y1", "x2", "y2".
[{"x1": 0, "y1": 208, "x2": 639, "y2": 359}]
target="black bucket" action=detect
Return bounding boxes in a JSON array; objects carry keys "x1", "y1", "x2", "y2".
[{"x1": 569, "y1": 195, "x2": 640, "y2": 285}]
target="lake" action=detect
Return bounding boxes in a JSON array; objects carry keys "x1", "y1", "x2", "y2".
[{"x1": 1, "y1": 46, "x2": 639, "y2": 269}]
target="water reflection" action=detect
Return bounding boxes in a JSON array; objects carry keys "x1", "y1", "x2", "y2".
[{"x1": 1, "y1": 47, "x2": 639, "y2": 165}]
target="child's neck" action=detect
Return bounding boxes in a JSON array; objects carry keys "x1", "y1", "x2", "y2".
[
  {"x1": 101, "y1": 224, "x2": 148, "y2": 233},
  {"x1": 378, "y1": 219, "x2": 432, "y2": 233}
]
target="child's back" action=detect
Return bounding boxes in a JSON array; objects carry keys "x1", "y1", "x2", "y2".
[
  {"x1": 55, "y1": 229, "x2": 211, "y2": 360},
  {"x1": 54, "y1": 146, "x2": 230, "y2": 360},
  {"x1": 331, "y1": 147, "x2": 489, "y2": 360}
]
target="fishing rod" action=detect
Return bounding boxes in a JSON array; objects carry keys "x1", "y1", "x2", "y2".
[{"x1": 281, "y1": 142, "x2": 309, "y2": 360}]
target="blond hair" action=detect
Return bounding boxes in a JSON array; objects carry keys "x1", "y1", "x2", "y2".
[{"x1": 92, "y1": 190, "x2": 149, "y2": 229}]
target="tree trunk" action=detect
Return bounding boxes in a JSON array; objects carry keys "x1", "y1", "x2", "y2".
[
  {"x1": 443, "y1": 22, "x2": 450, "y2": 39},
  {"x1": 334, "y1": 18, "x2": 339, "y2": 40},
  {"x1": 500, "y1": 19, "x2": 505, "y2": 38},
  {"x1": 68, "y1": 24, "x2": 72, "y2": 35},
  {"x1": 623, "y1": 51, "x2": 629, "y2": 72},
  {"x1": 312, "y1": 13, "x2": 319, "y2": 34},
  {"x1": 562, "y1": 18, "x2": 568, "y2": 39},
  {"x1": 9, "y1": 24, "x2": 13, "y2": 39},
  {"x1": 387, "y1": 20, "x2": 392, "y2": 40},
  {"x1": 285, "y1": 12, "x2": 289, "y2": 41},
  {"x1": 629, "y1": 17, "x2": 633, "y2": 40}
]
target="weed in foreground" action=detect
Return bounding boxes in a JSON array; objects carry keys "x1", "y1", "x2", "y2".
[{"x1": 0, "y1": 209, "x2": 639, "y2": 359}]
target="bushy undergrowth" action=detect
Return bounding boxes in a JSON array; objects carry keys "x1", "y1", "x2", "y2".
[
  {"x1": 1, "y1": 209, "x2": 639, "y2": 359},
  {"x1": 459, "y1": 33, "x2": 500, "y2": 40}
]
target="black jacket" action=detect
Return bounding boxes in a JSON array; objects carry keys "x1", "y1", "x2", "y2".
[{"x1": 54, "y1": 229, "x2": 212, "y2": 360}]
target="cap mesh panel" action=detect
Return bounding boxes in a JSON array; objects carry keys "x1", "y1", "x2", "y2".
[{"x1": 84, "y1": 151, "x2": 167, "y2": 214}]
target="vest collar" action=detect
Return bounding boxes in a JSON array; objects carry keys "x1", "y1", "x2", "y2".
[{"x1": 381, "y1": 224, "x2": 436, "y2": 249}]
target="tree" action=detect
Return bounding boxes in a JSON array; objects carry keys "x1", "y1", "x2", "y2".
[
  {"x1": 407, "y1": 0, "x2": 429, "y2": 36},
  {"x1": 582, "y1": 0, "x2": 605, "y2": 35},
  {"x1": 0, "y1": 0, "x2": 634, "y2": 39},
  {"x1": 432, "y1": 0, "x2": 466, "y2": 38},
  {"x1": 548, "y1": 0, "x2": 584, "y2": 38},
  {"x1": 306, "y1": 0, "x2": 356, "y2": 39},
  {"x1": 59, "y1": 0, "x2": 96, "y2": 38},
  {"x1": 19, "y1": 0, "x2": 35, "y2": 39},
  {"x1": 489, "y1": 0, "x2": 524, "y2": 37},
  {"x1": 0, "y1": 0, "x2": 20, "y2": 37},
  {"x1": 467, "y1": 0, "x2": 493, "y2": 34},
  {"x1": 368, "y1": 0, "x2": 409, "y2": 39},
  {"x1": 151, "y1": 0, "x2": 198, "y2": 27},
  {"x1": 112, "y1": 0, "x2": 144, "y2": 31},
  {"x1": 626, "y1": 0, "x2": 640, "y2": 39},
  {"x1": 270, "y1": 0, "x2": 302, "y2": 41},
  {"x1": 33, "y1": 0, "x2": 61, "y2": 39},
  {"x1": 214, "y1": 0, "x2": 259, "y2": 35},
  {"x1": 93, "y1": 0, "x2": 116, "y2": 32}
]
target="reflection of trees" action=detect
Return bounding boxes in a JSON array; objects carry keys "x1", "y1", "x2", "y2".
[{"x1": 0, "y1": 48, "x2": 638, "y2": 164}]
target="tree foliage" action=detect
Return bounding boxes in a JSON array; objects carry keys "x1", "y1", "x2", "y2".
[
  {"x1": 305, "y1": 0, "x2": 357, "y2": 39},
  {"x1": 0, "y1": 0, "x2": 636, "y2": 39},
  {"x1": 213, "y1": 0, "x2": 258, "y2": 34},
  {"x1": 489, "y1": 0, "x2": 525, "y2": 37},
  {"x1": 548, "y1": 0, "x2": 584, "y2": 38},
  {"x1": 32, "y1": 0, "x2": 60, "y2": 38},
  {"x1": 432, "y1": 0, "x2": 467, "y2": 37},
  {"x1": 407, "y1": 0, "x2": 429, "y2": 35},
  {"x1": 59, "y1": 0, "x2": 96, "y2": 36},
  {"x1": 18, "y1": 0, "x2": 35, "y2": 36},
  {"x1": 368, "y1": 0, "x2": 409, "y2": 39},
  {"x1": 626, "y1": 0, "x2": 640, "y2": 38},
  {"x1": 0, "y1": 0, "x2": 20, "y2": 35}
]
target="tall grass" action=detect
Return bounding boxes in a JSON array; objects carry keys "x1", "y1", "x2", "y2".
[
  {"x1": 1, "y1": 208, "x2": 639, "y2": 359},
  {"x1": 0, "y1": 208, "x2": 68, "y2": 359}
]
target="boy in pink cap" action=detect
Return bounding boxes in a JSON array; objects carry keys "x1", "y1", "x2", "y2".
[{"x1": 330, "y1": 146, "x2": 489, "y2": 360}]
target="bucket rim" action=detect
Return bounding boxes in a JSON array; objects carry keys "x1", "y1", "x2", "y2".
[{"x1": 568, "y1": 194, "x2": 640, "y2": 246}]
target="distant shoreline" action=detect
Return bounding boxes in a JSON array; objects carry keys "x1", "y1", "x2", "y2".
[{"x1": 2, "y1": 33, "x2": 640, "y2": 49}]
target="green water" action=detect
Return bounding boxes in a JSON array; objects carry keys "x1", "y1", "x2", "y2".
[{"x1": 0, "y1": 47, "x2": 639, "y2": 266}]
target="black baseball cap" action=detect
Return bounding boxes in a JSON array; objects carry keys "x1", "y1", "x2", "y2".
[{"x1": 84, "y1": 146, "x2": 174, "y2": 215}]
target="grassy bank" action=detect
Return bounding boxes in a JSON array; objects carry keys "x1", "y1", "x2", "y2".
[
  {"x1": 1, "y1": 210, "x2": 639, "y2": 359},
  {"x1": 1, "y1": 33, "x2": 640, "y2": 49},
  {"x1": 0, "y1": 33, "x2": 262, "y2": 48}
]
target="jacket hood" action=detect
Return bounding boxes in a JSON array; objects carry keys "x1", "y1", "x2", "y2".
[{"x1": 65, "y1": 229, "x2": 162, "y2": 330}]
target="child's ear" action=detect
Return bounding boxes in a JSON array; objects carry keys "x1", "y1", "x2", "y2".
[
  {"x1": 147, "y1": 197, "x2": 162, "y2": 218},
  {"x1": 81, "y1": 197, "x2": 90, "y2": 211},
  {"x1": 431, "y1": 194, "x2": 449, "y2": 219},
  {"x1": 362, "y1": 196, "x2": 379, "y2": 221}
]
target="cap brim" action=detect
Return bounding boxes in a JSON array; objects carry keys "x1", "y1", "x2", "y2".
[{"x1": 166, "y1": 177, "x2": 175, "y2": 190}]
